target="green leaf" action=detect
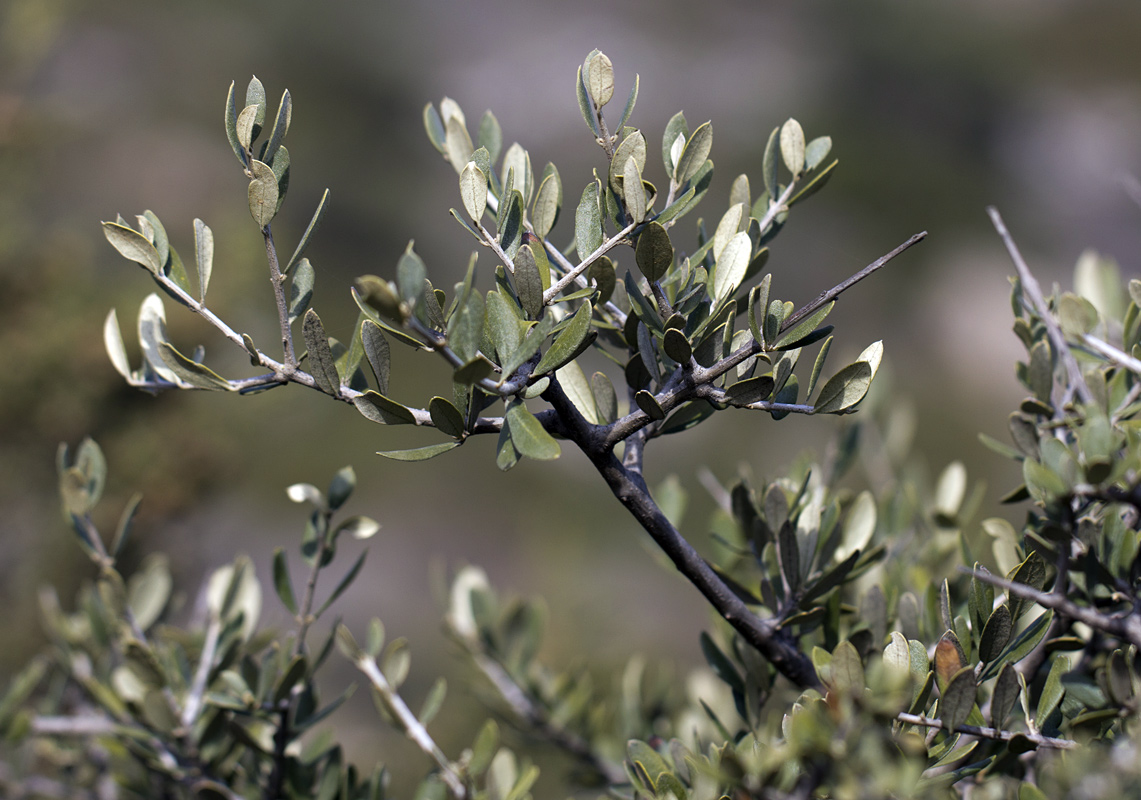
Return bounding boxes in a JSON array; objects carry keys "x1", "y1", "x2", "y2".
[
  {"x1": 353, "y1": 391, "x2": 416, "y2": 425},
  {"x1": 224, "y1": 81, "x2": 247, "y2": 166},
  {"x1": 378, "y1": 441, "x2": 463, "y2": 462},
  {"x1": 288, "y1": 258, "x2": 315, "y2": 325},
  {"x1": 302, "y1": 309, "x2": 341, "y2": 396},
  {"x1": 940, "y1": 666, "x2": 977, "y2": 731},
  {"x1": 780, "y1": 118, "x2": 806, "y2": 175},
  {"x1": 192, "y1": 218, "x2": 214, "y2": 302},
  {"x1": 978, "y1": 604, "x2": 1013, "y2": 664},
  {"x1": 830, "y1": 640, "x2": 864, "y2": 694},
  {"x1": 662, "y1": 111, "x2": 688, "y2": 175},
  {"x1": 158, "y1": 342, "x2": 232, "y2": 391},
  {"x1": 396, "y1": 243, "x2": 427, "y2": 307},
  {"x1": 104, "y1": 309, "x2": 132, "y2": 379},
  {"x1": 634, "y1": 390, "x2": 665, "y2": 420},
  {"x1": 535, "y1": 301, "x2": 594, "y2": 374},
  {"x1": 575, "y1": 180, "x2": 603, "y2": 262},
  {"x1": 584, "y1": 50, "x2": 615, "y2": 106},
  {"x1": 478, "y1": 110, "x2": 502, "y2": 164},
  {"x1": 575, "y1": 65, "x2": 600, "y2": 137},
  {"x1": 103, "y1": 222, "x2": 162, "y2": 275},
  {"x1": 272, "y1": 548, "x2": 297, "y2": 614},
  {"x1": 513, "y1": 243, "x2": 544, "y2": 319},
  {"x1": 635, "y1": 221, "x2": 673, "y2": 283},
  {"x1": 137, "y1": 293, "x2": 177, "y2": 383},
  {"x1": 1036, "y1": 654, "x2": 1068, "y2": 726},
  {"x1": 991, "y1": 662, "x2": 1020, "y2": 728},
  {"x1": 245, "y1": 76, "x2": 267, "y2": 138},
  {"x1": 444, "y1": 113, "x2": 474, "y2": 173},
  {"x1": 789, "y1": 159, "x2": 838, "y2": 207},
  {"x1": 505, "y1": 402, "x2": 560, "y2": 460},
  {"x1": 316, "y1": 551, "x2": 368, "y2": 617},
  {"x1": 263, "y1": 89, "x2": 291, "y2": 164},
  {"x1": 247, "y1": 159, "x2": 279, "y2": 228},
  {"x1": 622, "y1": 155, "x2": 646, "y2": 224},
  {"x1": 361, "y1": 320, "x2": 391, "y2": 395},
  {"x1": 285, "y1": 189, "x2": 330, "y2": 276},
  {"x1": 726, "y1": 375, "x2": 775, "y2": 406},
  {"x1": 419, "y1": 677, "x2": 447, "y2": 727},
  {"x1": 429, "y1": 397, "x2": 466, "y2": 438},
  {"x1": 459, "y1": 161, "x2": 488, "y2": 222},
  {"x1": 675, "y1": 121, "x2": 712, "y2": 186},
  {"x1": 556, "y1": 361, "x2": 600, "y2": 424},
  {"x1": 812, "y1": 341, "x2": 883, "y2": 413},
  {"x1": 711, "y1": 231, "x2": 750, "y2": 303},
  {"x1": 662, "y1": 327, "x2": 692, "y2": 363},
  {"x1": 761, "y1": 126, "x2": 780, "y2": 201},
  {"x1": 532, "y1": 168, "x2": 561, "y2": 239},
  {"x1": 775, "y1": 302, "x2": 834, "y2": 349}
]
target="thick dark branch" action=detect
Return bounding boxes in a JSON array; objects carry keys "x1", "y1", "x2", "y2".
[{"x1": 543, "y1": 379, "x2": 821, "y2": 689}]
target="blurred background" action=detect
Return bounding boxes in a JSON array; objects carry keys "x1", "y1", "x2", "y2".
[{"x1": 3, "y1": 0, "x2": 1141, "y2": 791}]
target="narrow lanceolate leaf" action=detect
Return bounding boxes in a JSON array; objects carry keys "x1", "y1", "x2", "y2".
[
  {"x1": 675, "y1": 121, "x2": 712, "y2": 186},
  {"x1": 532, "y1": 169, "x2": 561, "y2": 239},
  {"x1": 302, "y1": 309, "x2": 341, "y2": 396},
  {"x1": 635, "y1": 221, "x2": 673, "y2": 283},
  {"x1": 429, "y1": 397, "x2": 466, "y2": 438},
  {"x1": 193, "y1": 219, "x2": 213, "y2": 302},
  {"x1": 286, "y1": 189, "x2": 330, "y2": 275},
  {"x1": 361, "y1": 320, "x2": 391, "y2": 395},
  {"x1": 991, "y1": 663, "x2": 1020, "y2": 728},
  {"x1": 622, "y1": 156, "x2": 646, "y2": 224},
  {"x1": 780, "y1": 118, "x2": 806, "y2": 176},
  {"x1": 506, "y1": 402, "x2": 561, "y2": 460},
  {"x1": 712, "y1": 231, "x2": 751, "y2": 303},
  {"x1": 459, "y1": 161, "x2": 487, "y2": 222},
  {"x1": 353, "y1": 391, "x2": 416, "y2": 425},
  {"x1": 158, "y1": 343, "x2": 232, "y2": 391},
  {"x1": 378, "y1": 441, "x2": 463, "y2": 462},
  {"x1": 247, "y1": 159, "x2": 279, "y2": 228},
  {"x1": 104, "y1": 309, "x2": 132, "y2": 378},
  {"x1": 812, "y1": 341, "x2": 883, "y2": 414},
  {"x1": 1036, "y1": 655, "x2": 1068, "y2": 726},
  {"x1": 316, "y1": 551, "x2": 368, "y2": 618},
  {"x1": 978, "y1": 605, "x2": 1014, "y2": 664},
  {"x1": 534, "y1": 301, "x2": 594, "y2": 374},
  {"x1": 774, "y1": 302, "x2": 834, "y2": 349},
  {"x1": 761, "y1": 126, "x2": 780, "y2": 202},
  {"x1": 575, "y1": 181, "x2": 603, "y2": 262},
  {"x1": 940, "y1": 667, "x2": 978, "y2": 732},
  {"x1": 288, "y1": 258, "x2": 315, "y2": 325},
  {"x1": 513, "y1": 244, "x2": 544, "y2": 319},
  {"x1": 576, "y1": 66, "x2": 601, "y2": 137},
  {"x1": 103, "y1": 222, "x2": 162, "y2": 275},
  {"x1": 272, "y1": 548, "x2": 297, "y2": 614},
  {"x1": 263, "y1": 89, "x2": 292, "y2": 165},
  {"x1": 224, "y1": 81, "x2": 247, "y2": 166}
]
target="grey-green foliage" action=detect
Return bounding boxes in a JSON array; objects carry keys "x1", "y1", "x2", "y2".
[{"x1": 7, "y1": 51, "x2": 1141, "y2": 800}]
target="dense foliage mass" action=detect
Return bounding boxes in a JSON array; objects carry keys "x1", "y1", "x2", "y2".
[{"x1": 3, "y1": 51, "x2": 1141, "y2": 799}]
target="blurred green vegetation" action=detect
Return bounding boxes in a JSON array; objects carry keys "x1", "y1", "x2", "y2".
[{"x1": 3, "y1": 0, "x2": 1141, "y2": 790}]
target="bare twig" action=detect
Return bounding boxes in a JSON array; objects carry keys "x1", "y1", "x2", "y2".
[
  {"x1": 543, "y1": 220, "x2": 636, "y2": 304},
  {"x1": 987, "y1": 207, "x2": 1093, "y2": 406},
  {"x1": 895, "y1": 712, "x2": 1078, "y2": 750}
]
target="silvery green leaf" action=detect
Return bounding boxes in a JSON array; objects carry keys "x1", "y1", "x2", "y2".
[
  {"x1": 478, "y1": 110, "x2": 502, "y2": 165},
  {"x1": 513, "y1": 244, "x2": 544, "y2": 319},
  {"x1": 137, "y1": 293, "x2": 177, "y2": 383},
  {"x1": 423, "y1": 102, "x2": 447, "y2": 154},
  {"x1": 302, "y1": 309, "x2": 341, "y2": 396},
  {"x1": 711, "y1": 231, "x2": 751, "y2": 303},
  {"x1": 486, "y1": 289, "x2": 524, "y2": 365},
  {"x1": 805, "y1": 136, "x2": 832, "y2": 171},
  {"x1": 158, "y1": 343, "x2": 232, "y2": 391},
  {"x1": 460, "y1": 161, "x2": 488, "y2": 222},
  {"x1": 675, "y1": 121, "x2": 712, "y2": 186},
  {"x1": 361, "y1": 320, "x2": 391, "y2": 395},
  {"x1": 104, "y1": 309, "x2": 132, "y2": 379},
  {"x1": 379, "y1": 441, "x2": 463, "y2": 462},
  {"x1": 103, "y1": 222, "x2": 162, "y2": 275},
  {"x1": 285, "y1": 188, "x2": 329, "y2": 275},
  {"x1": 444, "y1": 115, "x2": 474, "y2": 174},
  {"x1": 584, "y1": 50, "x2": 614, "y2": 107},
  {"x1": 813, "y1": 341, "x2": 883, "y2": 414},
  {"x1": 576, "y1": 65, "x2": 600, "y2": 137},
  {"x1": 535, "y1": 301, "x2": 594, "y2": 374},
  {"x1": 505, "y1": 401, "x2": 560, "y2": 460},
  {"x1": 774, "y1": 301, "x2": 834, "y2": 349},
  {"x1": 712, "y1": 202, "x2": 746, "y2": 263},
  {"x1": 447, "y1": 289, "x2": 485, "y2": 364},
  {"x1": 788, "y1": 159, "x2": 838, "y2": 207},
  {"x1": 224, "y1": 81, "x2": 247, "y2": 166},
  {"x1": 761, "y1": 126, "x2": 780, "y2": 201},
  {"x1": 396, "y1": 243, "x2": 427, "y2": 306},
  {"x1": 236, "y1": 104, "x2": 259, "y2": 152},
  {"x1": 268, "y1": 144, "x2": 290, "y2": 211},
  {"x1": 635, "y1": 221, "x2": 673, "y2": 283},
  {"x1": 336, "y1": 515, "x2": 381, "y2": 541},
  {"x1": 532, "y1": 167, "x2": 561, "y2": 239},
  {"x1": 500, "y1": 143, "x2": 532, "y2": 208},
  {"x1": 193, "y1": 218, "x2": 213, "y2": 302},
  {"x1": 575, "y1": 181, "x2": 603, "y2": 261},
  {"x1": 662, "y1": 111, "x2": 688, "y2": 175},
  {"x1": 429, "y1": 396, "x2": 466, "y2": 438},
  {"x1": 244, "y1": 76, "x2": 266, "y2": 139},
  {"x1": 611, "y1": 130, "x2": 647, "y2": 190},
  {"x1": 353, "y1": 391, "x2": 416, "y2": 425},
  {"x1": 591, "y1": 371, "x2": 618, "y2": 423},
  {"x1": 729, "y1": 174, "x2": 750, "y2": 209},
  {"x1": 288, "y1": 258, "x2": 315, "y2": 325},
  {"x1": 836, "y1": 490, "x2": 874, "y2": 562},
  {"x1": 618, "y1": 73, "x2": 639, "y2": 130},
  {"x1": 780, "y1": 118, "x2": 805, "y2": 176},
  {"x1": 247, "y1": 159, "x2": 279, "y2": 228},
  {"x1": 556, "y1": 361, "x2": 600, "y2": 424},
  {"x1": 263, "y1": 89, "x2": 291, "y2": 164},
  {"x1": 622, "y1": 155, "x2": 646, "y2": 224}
]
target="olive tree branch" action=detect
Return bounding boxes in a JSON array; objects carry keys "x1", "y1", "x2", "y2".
[
  {"x1": 543, "y1": 220, "x2": 637, "y2": 304},
  {"x1": 262, "y1": 224, "x2": 297, "y2": 371},
  {"x1": 895, "y1": 712, "x2": 1078, "y2": 750},
  {"x1": 543, "y1": 377, "x2": 822, "y2": 689},
  {"x1": 987, "y1": 206, "x2": 1093, "y2": 407}
]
